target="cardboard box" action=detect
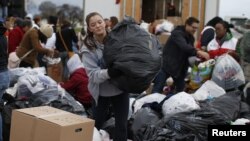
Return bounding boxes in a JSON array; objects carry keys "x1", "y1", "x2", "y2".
[
  {"x1": 10, "y1": 106, "x2": 95, "y2": 141},
  {"x1": 157, "y1": 33, "x2": 171, "y2": 45},
  {"x1": 166, "y1": 16, "x2": 183, "y2": 26},
  {"x1": 47, "y1": 62, "x2": 63, "y2": 82}
]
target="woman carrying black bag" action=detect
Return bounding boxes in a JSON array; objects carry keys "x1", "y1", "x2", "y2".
[{"x1": 80, "y1": 12, "x2": 129, "y2": 141}]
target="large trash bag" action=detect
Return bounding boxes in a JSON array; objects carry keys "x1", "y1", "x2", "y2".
[
  {"x1": 206, "y1": 90, "x2": 242, "y2": 121},
  {"x1": 134, "y1": 125, "x2": 176, "y2": 141},
  {"x1": 164, "y1": 109, "x2": 228, "y2": 141},
  {"x1": 212, "y1": 54, "x2": 245, "y2": 90},
  {"x1": 243, "y1": 82, "x2": 250, "y2": 105},
  {"x1": 103, "y1": 16, "x2": 161, "y2": 93},
  {"x1": 131, "y1": 107, "x2": 161, "y2": 134}
]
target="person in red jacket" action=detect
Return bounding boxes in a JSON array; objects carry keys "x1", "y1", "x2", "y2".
[
  {"x1": 8, "y1": 18, "x2": 32, "y2": 54},
  {"x1": 60, "y1": 53, "x2": 93, "y2": 110}
]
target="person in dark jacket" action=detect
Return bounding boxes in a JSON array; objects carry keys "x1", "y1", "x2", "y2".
[
  {"x1": 152, "y1": 17, "x2": 209, "y2": 93},
  {"x1": 0, "y1": 19, "x2": 9, "y2": 141},
  {"x1": 56, "y1": 19, "x2": 78, "y2": 80},
  {"x1": 60, "y1": 54, "x2": 93, "y2": 110}
]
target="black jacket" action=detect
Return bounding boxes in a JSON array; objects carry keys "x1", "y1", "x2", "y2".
[
  {"x1": 56, "y1": 25, "x2": 78, "y2": 52},
  {"x1": 0, "y1": 28, "x2": 8, "y2": 72},
  {"x1": 162, "y1": 26, "x2": 197, "y2": 78}
]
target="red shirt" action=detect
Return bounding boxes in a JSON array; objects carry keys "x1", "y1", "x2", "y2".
[
  {"x1": 60, "y1": 68, "x2": 93, "y2": 106},
  {"x1": 8, "y1": 27, "x2": 24, "y2": 54}
]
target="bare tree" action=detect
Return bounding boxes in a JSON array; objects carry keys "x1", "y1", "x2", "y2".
[
  {"x1": 39, "y1": 1, "x2": 57, "y2": 18},
  {"x1": 57, "y1": 4, "x2": 83, "y2": 27}
]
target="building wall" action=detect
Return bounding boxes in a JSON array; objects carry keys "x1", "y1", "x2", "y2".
[{"x1": 204, "y1": 0, "x2": 219, "y2": 24}]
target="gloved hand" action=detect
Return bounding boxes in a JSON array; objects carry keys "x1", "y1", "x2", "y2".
[{"x1": 108, "y1": 68, "x2": 122, "y2": 78}]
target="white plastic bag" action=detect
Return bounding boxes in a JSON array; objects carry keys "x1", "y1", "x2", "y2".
[
  {"x1": 212, "y1": 54, "x2": 245, "y2": 90},
  {"x1": 192, "y1": 80, "x2": 226, "y2": 101},
  {"x1": 133, "y1": 93, "x2": 166, "y2": 113},
  {"x1": 92, "y1": 128, "x2": 102, "y2": 141},
  {"x1": 162, "y1": 92, "x2": 200, "y2": 117}
]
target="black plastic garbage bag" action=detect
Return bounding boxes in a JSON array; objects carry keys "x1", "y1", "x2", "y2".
[
  {"x1": 134, "y1": 125, "x2": 176, "y2": 141},
  {"x1": 131, "y1": 107, "x2": 161, "y2": 134},
  {"x1": 206, "y1": 90, "x2": 242, "y2": 121},
  {"x1": 164, "y1": 109, "x2": 228, "y2": 141},
  {"x1": 103, "y1": 16, "x2": 161, "y2": 93}
]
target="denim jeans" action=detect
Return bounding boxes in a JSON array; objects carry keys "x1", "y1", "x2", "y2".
[
  {"x1": 0, "y1": 7, "x2": 7, "y2": 18},
  {"x1": 0, "y1": 70, "x2": 10, "y2": 141},
  {"x1": 152, "y1": 69, "x2": 168, "y2": 93},
  {"x1": 152, "y1": 69, "x2": 186, "y2": 93}
]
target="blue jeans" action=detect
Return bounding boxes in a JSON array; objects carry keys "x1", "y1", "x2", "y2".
[
  {"x1": 0, "y1": 70, "x2": 10, "y2": 141},
  {"x1": 0, "y1": 7, "x2": 8, "y2": 18},
  {"x1": 152, "y1": 69, "x2": 186, "y2": 93}
]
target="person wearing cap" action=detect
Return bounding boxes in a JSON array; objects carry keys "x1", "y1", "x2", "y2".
[
  {"x1": 0, "y1": 19, "x2": 9, "y2": 141},
  {"x1": 15, "y1": 24, "x2": 55, "y2": 68}
]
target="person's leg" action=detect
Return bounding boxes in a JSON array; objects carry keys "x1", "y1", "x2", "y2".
[
  {"x1": 151, "y1": 69, "x2": 169, "y2": 93},
  {"x1": 111, "y1": 93, "x2": 129, "y2": 141},
  {"x1": 0, "y1": 71, "x2": 10, "y2": 141},
  {"x1": 92, "y1": 96, "x2": 110, "y2": 130},
  {"x1": 173, "y1": 72, "x2": 187, "y2": 93},
  {"x1": 2, "y1": 6, "x2": 7, "y2": 19}
]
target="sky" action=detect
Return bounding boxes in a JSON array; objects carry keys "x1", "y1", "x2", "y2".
[
  {"x1": 25, "y1": 0, "x2": 83, "y2": 14},
  {"x1": 30, "y1": 0, "x2": 82, "y2": 7}
]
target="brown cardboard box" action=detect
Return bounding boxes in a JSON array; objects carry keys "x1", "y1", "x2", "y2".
[
  {"x1": 47, "y1": 62, "x2": 63, "y2": 82},
  {"x1": 10, "y1": 106, "x2": 95, "y2": 141},
  {"x1": 157, "y1": 33, "x2": 171, "y2": 45},
  {"x1": 166, "y1": 16, "x2": 183, "y2": 26}
]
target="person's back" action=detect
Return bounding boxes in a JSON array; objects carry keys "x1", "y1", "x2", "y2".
[
  {"x1": 60, "y1": 54, "x2": 92, "y2": 109},
  {"x1": 56, "y1": 19, "x2": 78, "y2": 52},
  {"x1": 162, "y1": 25, "x2": 195, "y2": 77}
]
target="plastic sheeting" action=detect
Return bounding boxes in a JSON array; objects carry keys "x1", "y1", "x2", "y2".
[{"x1": 104, "y1": 16, "x2": 161, "y2": 93}]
